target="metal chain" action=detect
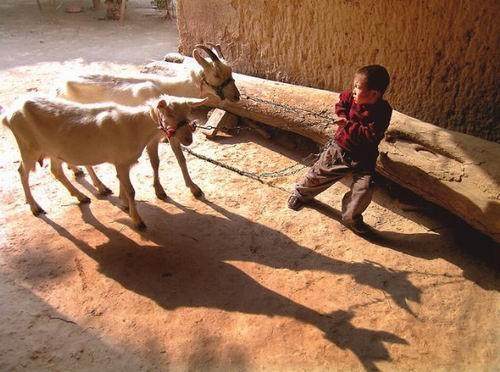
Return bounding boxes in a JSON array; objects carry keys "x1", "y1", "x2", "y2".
[
  {"x1": 182, "y1": 147, "x2": 264, "y2": 182},
  {"x1": 194, "y1": 124, "x2": 218, "y2": 130},
  {"x1": 182, "y1": 146, "x2": 320, "y2": 182},
  {"x1": 241, "y1": 93, "x2": 335, "y2": 122},
  {"x1": 196, "y1": 122, "x2": 255, "y2": 135},
  {"x1": 189, "y1": 117, "x2": 328, "y2": 181}
]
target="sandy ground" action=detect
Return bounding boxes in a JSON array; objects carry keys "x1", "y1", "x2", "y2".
[{"x1": 0, "y1": 1, "x2": 499, "y2": 371}]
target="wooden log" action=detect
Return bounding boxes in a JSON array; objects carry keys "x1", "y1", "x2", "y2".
[
  {"x1": 203, "y1": 108, "x2": 238, "y2": 139},
  {"x1": 144, "y1": 59, "x2": 500, "y2": 242}
]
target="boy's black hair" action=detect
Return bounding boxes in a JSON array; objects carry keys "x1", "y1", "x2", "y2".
[{"x1": 356, "y1": 65, "x2": 390, "y2": 94}]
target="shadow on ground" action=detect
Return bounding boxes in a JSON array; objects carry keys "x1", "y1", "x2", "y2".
[
  {"x1": 34, "y1": 196, "x2": 411, "y2": 371},
  {"x1": 208, "y1": 128, "x2": 500, "y2": 291},
  {"x1": 0, "y1": 272, "x2": 149, "y2": 370},
  {"x1": 307, "y1": 199, "x2": 499, "y2": 292}
]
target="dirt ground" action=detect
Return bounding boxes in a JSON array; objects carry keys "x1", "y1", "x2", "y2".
[{"x1": 0, "y1": 1, "x2": 499, "y2": 371}]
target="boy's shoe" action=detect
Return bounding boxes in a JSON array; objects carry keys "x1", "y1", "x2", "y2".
[
  {"x1": 287, "y1": 194, "x2": 305, "y2": 211},
  {"x1": 346, "y1": 220, "x2": 371, "y2": 235}
]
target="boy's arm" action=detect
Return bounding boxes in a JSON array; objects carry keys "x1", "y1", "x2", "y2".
[
  {"x1": 345, "y1": 105, "x2": 392, "y2": 145},
  {"x1": 334, "y1": 90, "x2": 352, "y2": 123}
]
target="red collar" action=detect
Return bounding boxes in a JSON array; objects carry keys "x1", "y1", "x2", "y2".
[
  {"x1": 165, "y1": 127, "x2": 176, "y2": 139},
  {"x1": 158, "y1": 119, "x2": 193, "y2": 139}
]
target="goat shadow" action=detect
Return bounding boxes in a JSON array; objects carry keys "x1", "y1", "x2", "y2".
[
  {"x1": 39, "y1": 197, "x2": 409, "y2": 371},
  {"x1": 77, "y1": 177, "x2": 424, "y2": 317}
]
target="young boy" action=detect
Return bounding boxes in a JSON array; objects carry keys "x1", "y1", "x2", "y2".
[{"x1": 288, "y1": 65, "x2": 392, "y2": 235}]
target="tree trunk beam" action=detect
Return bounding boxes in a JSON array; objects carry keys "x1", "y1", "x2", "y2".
[
  {"x1": 143, "y1": 59, "x2": 500, "y2": 242},
  {"x1": 203, "y1": 108, "x2": 238, "y2": 139}
]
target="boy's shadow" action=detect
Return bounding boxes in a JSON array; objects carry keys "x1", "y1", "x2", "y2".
[
  {"x1": 307, "y1": 199, "x2": 499, "y2": 291},
  {"x1": 40, "y1": 197, "x2": 409, "y2": 371},
  {"x1": 209, "y1": 128, "x2": 499, "y2": 289}
]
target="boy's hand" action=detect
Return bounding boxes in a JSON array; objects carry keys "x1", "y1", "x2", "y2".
[{"x1": 334, "y1": 118, "x2": 348, "y2": 126}]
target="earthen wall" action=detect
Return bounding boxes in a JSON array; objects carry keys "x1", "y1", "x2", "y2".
[{"x1": 177, "y1": 0, "x2": 499, "y2": 141}]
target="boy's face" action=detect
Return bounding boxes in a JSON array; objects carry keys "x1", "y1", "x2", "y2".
[{"x1": 352, "y1": 74, "x2": 381, "y2": 105}]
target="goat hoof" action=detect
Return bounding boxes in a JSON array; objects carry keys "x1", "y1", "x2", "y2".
[
  {"x1": 190, "y1": 185, "x2": 203, "y2": 198},
  {"x1": 135, "y1": 221, "x2": 147, "y2": 230},
  {"x1": 73, "y1": 169, "x2": 85, "y2": 178},
  {"x1": 79, "y1": 196, "x2": 91, "y2": 204},
  {"x1": 99, "y1": 187, "x2": 113, "y2": 196},
  {"x1": 155, "y1": 189, "x2": 168, "y2": 200},
  {"x1": 32, "y1": 206, "x2": 46, "y2": 216}
]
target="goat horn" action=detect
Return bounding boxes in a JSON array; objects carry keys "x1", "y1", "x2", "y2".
[
  {"x1": 206, "y1": 42, "x2": 225, "y2": 60},
  {"x1": 192, "y1": 49, "x2": 211, "y2": 70},
  {"x1": 187, "y1": 97, "x2": 210, "y2": 107},
  {"x1": 194, "y1": 44, "x2": 220, "y2": 63}
]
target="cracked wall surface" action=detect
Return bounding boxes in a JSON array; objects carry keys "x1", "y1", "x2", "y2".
[{"x1": 177, "y1": 0, "x2": 499, "y2": 142}]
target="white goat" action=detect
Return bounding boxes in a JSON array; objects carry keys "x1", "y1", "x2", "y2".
[
  {"x1": 57, "y1": 44, "x2": 240, "y2": 199},
  {"x1": 2, "y1": 95, "x2": 207, "y2": 229}
]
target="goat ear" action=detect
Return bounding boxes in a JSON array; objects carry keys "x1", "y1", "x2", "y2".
[
  {"x1": 215, "y1": 44, "x2": 226, "y2": 60},
  {"x1": 206, "y1": 42, "x2": 225, "y2": 60},
  {"x1": 186, "y1": 97, "x2": 210, "y2": 107},
  {"x1": 157, "y1": 100, "x2": 175, "y2": 116},
  {"x1": 193, "y1": 49, "x2": 211, "y2": 70},
  {"x1": 195, "y1": 44, "x2": 220, "y2": 63}
]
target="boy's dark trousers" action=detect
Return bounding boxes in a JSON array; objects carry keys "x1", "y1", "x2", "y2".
[{"x1": 292, "y1": 141, "x2": 375, "y2": 224}]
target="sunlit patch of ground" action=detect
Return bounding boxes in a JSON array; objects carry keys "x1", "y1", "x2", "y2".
[{"x1": 0, "y1": 1, "x2": 498, "y2": 370}]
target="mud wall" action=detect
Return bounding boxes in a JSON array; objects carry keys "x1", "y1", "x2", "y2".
[{"x1": 177, "y1": 0, "x2": 499, "y2": 142}]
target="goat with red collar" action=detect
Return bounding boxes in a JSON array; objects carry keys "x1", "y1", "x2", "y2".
[{"x1": 2, "y1": 94, "x2": 207, "y2": 229}]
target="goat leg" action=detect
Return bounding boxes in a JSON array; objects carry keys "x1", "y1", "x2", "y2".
[
  {"x1": 169, "y1": 139, "x2": 202, "y2": 197},
  {"x1": 118, "y1": 183, "x2": 129, "y2": 212},
  {"x1": 51, "y1": 159, "x2": 91, "y2": 204},
  {"x1": 85, "y1": 166, "x2": 112, "y2": 196},
  {"x1": 67, "y1": 164, "x2": 85, "y2": 178},
  {"x1": 18, "y1": 158, "x2": 45, "y2": 216},
  {"x1": 146, "y1": 139, "x2": 168, "y2": 200},
  {"x1": 116, "y1": 164, "x2": 145, "y2": 229}
]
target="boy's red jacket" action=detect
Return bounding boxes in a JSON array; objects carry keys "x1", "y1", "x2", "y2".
[{"x1": 334, "y1": 90, "x2": 392, "y2": 161}]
